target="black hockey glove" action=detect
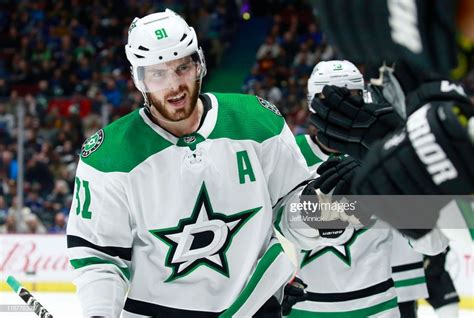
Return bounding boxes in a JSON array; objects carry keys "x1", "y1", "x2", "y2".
[
  {"x1": 281, "y1": 277, "x2": 307, "y2": 316},
  {"x1": 302, "y1": 156, "x2": 371, "y2": 228},
  {"x1": 351, "y1": 100, "x2": 474, "y2": 237},
  {"x1": 313, "y1": 156, "x2": 360, "y2": 195},
  {"x1": 352, "y1": 101, "x2": 474, "y2": 195},
  {"x1": 310, "y1": 85, "x2": 404, "y2": 160},
  {"x1": 406, "y1": 80, "x2": 473, "y2": 117}
]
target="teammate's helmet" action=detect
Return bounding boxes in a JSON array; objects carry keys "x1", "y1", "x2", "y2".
[
  {"x1": 307, "y1": 60, "x2": 364, "y2": 105},
  {"x1": 125, "y1": 9, "x2": 206, "y2": 94}
]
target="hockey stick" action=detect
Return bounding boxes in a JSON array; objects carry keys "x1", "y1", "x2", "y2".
[{"x1": 6, "y1": 275, "x2": 54, "y2": 318}]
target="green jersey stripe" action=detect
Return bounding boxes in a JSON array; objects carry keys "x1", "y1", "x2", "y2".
[
  {"x1": 394, "y1": 276, "x2": 427, "y2": 288},
  {"x1": 295, "y1": 135, "x2": 323, "y2": 167},
  {"x1": 221, "y1": 243, "x2": 283, "y2": 317},
  {"x1": 289, "y1": 297, "x2": 398, "y2": 318}
]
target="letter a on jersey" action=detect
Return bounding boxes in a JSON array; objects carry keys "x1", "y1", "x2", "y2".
[{"x1": 149, "y1": 183, "x2": 261, "y2": 282}]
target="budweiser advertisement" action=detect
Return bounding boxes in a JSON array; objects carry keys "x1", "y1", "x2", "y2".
[{"x1": 0, "y1": 234, "x2": 73, "y2": 282}]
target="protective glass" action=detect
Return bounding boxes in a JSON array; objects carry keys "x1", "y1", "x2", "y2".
[{"x1": 136, "y1": 53, "x2": 205, "y2": 93}]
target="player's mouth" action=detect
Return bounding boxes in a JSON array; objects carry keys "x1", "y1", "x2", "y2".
[{"x1": 167, "y1": 92, "x2": 187, "y2": 108}]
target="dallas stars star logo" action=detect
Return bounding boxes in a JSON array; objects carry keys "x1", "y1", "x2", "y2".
[
  {"x1": 300, "y1": 227, "x2": 369, "y2": 268},
  {"x1": 150, "y1": 182, "x2": 261, "y2": 282}
]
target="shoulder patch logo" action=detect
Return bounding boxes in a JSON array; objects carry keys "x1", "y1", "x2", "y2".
[
  {"x1": 81, "y1": 129, "x2": 104, "y2": 158},
  {"x1": 257, "y1": 96, "x2": 282, "y2": 116}
]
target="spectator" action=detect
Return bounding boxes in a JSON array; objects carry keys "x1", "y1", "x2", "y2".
[
  {"x1": 47, "y1": 179, "x2": 71, "y2": 207},
  {"x1": 0, "y1": 150, "x2": 18, "y2": 181},
  {"x1": 256, "y1": 36, "x2": 281, "y2": 60},
  {"x1": 25, "y1": 213, "x2": 47, "y2": 234},
  {"x1": 0, "y1": 103, "x2": 15, "y2": 138},
  {"x1": 0, "y1": 213, "x2": 24, "y2": 233},
  {"x1": 25, "y1": 154, "x2": 55, "y2": 196},
  {"x1": 49, "y1": 212, "x2": 67, "y2": 234},
  {"x1": 0, "y1": 195, "x2": 8, "y2": 225},
  {"x1": 25, "y1": 190, "x2": 44, "y2": 217}
]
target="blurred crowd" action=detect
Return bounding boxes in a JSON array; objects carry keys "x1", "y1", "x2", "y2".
[
  {"x1": 242, "y1": 2, "x2": 335, "y2": 136},
  {"x1": 0, "y1": 0, "x2": 238, "y2": 234}
]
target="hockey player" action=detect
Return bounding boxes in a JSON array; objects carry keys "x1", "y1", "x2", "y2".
[
  {"x1": 66, "y1": 9, "x2": 329, "y2": 318},
  {"x1": 281, "y1": 60, "x2": 447, "y2": 318}
]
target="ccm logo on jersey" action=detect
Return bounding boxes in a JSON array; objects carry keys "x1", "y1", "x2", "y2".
[{"x1": 406, "y1": 104, "x2": 458, "y2": 185}]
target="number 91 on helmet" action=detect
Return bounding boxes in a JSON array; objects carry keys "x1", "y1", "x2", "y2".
[{"x1": 124, "y1": 9, "x2": 207, "y2": 94}]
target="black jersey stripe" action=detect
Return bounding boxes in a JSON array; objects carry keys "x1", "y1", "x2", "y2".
[
  {"x1": 67, "y1": 235, "x2": 132, "y2": 261},
  {"x1": 391, "y1": 261, "x2": 424, "y2": 273},
  {"x1": 124, "y1": 298, "x2": 222, "y2": 317},
  {"x1": 124, "y1": 297, "x2": 280, "y2": 318},
  {"x1": 305, "y1": 278, "x2": 394, "y2": 302}
]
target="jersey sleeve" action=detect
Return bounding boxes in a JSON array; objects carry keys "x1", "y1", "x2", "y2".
[
  {"x1": 407, "y1": 228, "x2": 449, "y2": 256},
  {"x1": 261, "y1": 125, "x2": 327, "y2": 250},
  {"x1": 261, "y1": 123, "x2": 311, "y2": 207},
  {"x1": 66, "y1": 159, "x2": 133, "y2": 317}
]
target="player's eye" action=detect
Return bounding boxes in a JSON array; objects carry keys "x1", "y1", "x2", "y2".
[
  {"x1": 176, "y1": 62, "x2": 192, "y2": 73},
  {"x1": 151, "y1": 70, "x2": 167, "y2": 78}
]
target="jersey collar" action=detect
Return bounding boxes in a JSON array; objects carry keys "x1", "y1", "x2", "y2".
[{"x1": 139, "y1": 93, "x2": 219, "y2": 146}]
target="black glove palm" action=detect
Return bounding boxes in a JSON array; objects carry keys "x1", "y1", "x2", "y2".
[
  {"x1": 310, "y1": 85, "x2": 404, "y2": 160},
  {"x1": 313, "y1": 156, "x2": 360, "y2": 195}
]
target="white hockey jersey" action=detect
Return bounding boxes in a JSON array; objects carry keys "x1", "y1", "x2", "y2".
[
  {"x1": 67, "y1": 93, "x2": 312, "y2": 317},
  {"x1": 285, "y1": 135, "x2": 447, "y2": 318}
]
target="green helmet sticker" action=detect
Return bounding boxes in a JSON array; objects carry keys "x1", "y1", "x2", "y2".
[
  {"x1": 333, "y1": 63, "x2": 343, "y2": 71},
  {"x1": 155, "y1": 28, "x2": 168, "y2": 40},
  {"x1": 81, "y1": 129, "x2": 104, "y2": 158}
]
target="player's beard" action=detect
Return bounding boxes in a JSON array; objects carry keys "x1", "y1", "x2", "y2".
[{"x1": 148, "y1": 79, "x2": 200, "y2": 122}]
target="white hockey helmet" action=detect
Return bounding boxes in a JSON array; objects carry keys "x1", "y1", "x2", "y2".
[
  {"x1": 307, "y1": 60, "x2": 364, "y2": 106},
  {"x1": 125, "y1": 9, "x2": 206, "y2": 94}
]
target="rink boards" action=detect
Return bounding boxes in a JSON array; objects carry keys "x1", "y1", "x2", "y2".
[{"x1": 0, "y1": 234, "x2": 472, "y2": 309}]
